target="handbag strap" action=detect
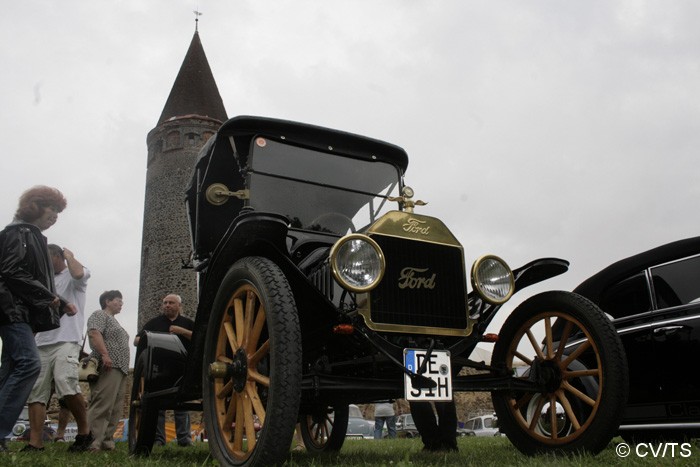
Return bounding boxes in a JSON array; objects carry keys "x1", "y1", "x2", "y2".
[{"x1": 80, "y1": 334, "x2": 88, "y2": 356}]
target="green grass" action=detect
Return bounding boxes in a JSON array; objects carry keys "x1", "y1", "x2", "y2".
[{"x1": 3, "y1": 436, "x2": 699, "y2": 466}]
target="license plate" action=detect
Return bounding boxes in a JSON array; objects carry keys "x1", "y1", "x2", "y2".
[{"x1": 403, "y1": 348, "x2": 452, "y2": 401}]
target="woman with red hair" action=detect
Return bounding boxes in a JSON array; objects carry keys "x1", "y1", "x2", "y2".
[{"x1": 0, "y1": 185, "x2": 76, "y2": 452}]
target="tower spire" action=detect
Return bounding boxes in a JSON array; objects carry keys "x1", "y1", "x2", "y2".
[
  {"x1": 138, "y1": 25, "x2": 227, "y2": 328},
  {"x1": 156, "y1": 29, "x2": 227, "y2": 125},
  {"x1": 194, "y1": 9, "x2": 202, "y2": 32}
]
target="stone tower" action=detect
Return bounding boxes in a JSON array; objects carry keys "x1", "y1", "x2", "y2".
[{"x1": 137, "y1": 29, "x2": 227, "y2": 328}]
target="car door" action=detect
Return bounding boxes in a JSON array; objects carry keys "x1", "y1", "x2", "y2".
[
  {"x1": 647, "y1": 254, "x2": 700, "y2": 422},
  {"x1": 601, "y1": 272, "x2": 665, "y2": 421}
]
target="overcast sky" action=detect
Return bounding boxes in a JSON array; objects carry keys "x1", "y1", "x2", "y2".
[{"x1": 1, "y1": 1, "x2": 698, "y2": 365}]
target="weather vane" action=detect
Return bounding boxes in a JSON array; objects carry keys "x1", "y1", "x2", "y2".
[{"x1": 194, "y1": 8, "x2": 203, "y2": 32}]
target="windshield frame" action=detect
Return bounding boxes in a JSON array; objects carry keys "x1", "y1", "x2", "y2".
[{"x1": 246, "y1": 137, "x2": 403, "y2": 234}]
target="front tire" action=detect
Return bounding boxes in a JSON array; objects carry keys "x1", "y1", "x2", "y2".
[
  {"x1": 491, "y1": 291, "x2": 628, "y2": 455},
  {"x1": 299, "y1": 404, "x2": 348, "y2": 454},
  {"x1": 203, "y1": 257, "x2": 302, "y2": 466}
]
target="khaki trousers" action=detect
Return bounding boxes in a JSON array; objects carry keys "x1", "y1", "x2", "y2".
[{"x1": 87, "y1": 368, "x2": 127, "y2": 450}]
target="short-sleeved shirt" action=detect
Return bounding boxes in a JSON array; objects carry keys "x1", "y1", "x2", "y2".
[
  {"x1": 141, "y1": 314, "x2": 194, "y2": 352},
  {"x1": 87, "y1": 309, "x2": 130, "y2": 375},
  {"x1": 35, "y1": 266, "x2": 91, "y2": 346}
]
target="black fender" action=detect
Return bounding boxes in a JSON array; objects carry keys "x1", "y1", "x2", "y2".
[
  {"x1": 512, "y1": 258, "x2": 569, "y2": 293},
  {"x1": 196, "y1": 210, "x2": 338, "y2": 331},
  {"x1": 135, "y1": 331, "x2": 188, "y2": 394},
  {"x1": 196, "y1": 211, "x2": 292, "y2": 324},
  {"x1": 182, "y1": 211, "x2": 338, "y2": 394},
  {"x1": 469, "y1": 258, "x2": 569, "y2": 306},
  {"x1": 461, "y1": 258, "x2": 570, "y2": 355}
]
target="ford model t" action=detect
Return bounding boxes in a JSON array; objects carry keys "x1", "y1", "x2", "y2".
[{"x1": 130, "y1": 116, "x2": 628, "y2": 465}]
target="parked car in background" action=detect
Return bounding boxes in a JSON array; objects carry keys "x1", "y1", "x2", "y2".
[
  {"x1": 456, "y1": 427, "x2": 476, "y2": 437},
  {"x1": 346, "y1": 405, "x2": 374, "y2": 439},
  {"x1": 8, "y1": 406, "x2": 30, "y2": 441},
  {"x1": 574, "y1": 236, "x2": 700, "y2": 441},
  {"x1": 395, "y1": 413, "x2": 420, "y2": 438},
  {"x1": 462, "y1": 414, "x2": 499, "y2": 437},
  {"x1": 8, "y1": 406, "x2": 55, "y2": 442}
]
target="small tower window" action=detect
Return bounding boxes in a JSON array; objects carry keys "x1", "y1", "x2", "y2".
[
  {"x1": 186, "y1": 133, "x2": 199, "y2": 147},
  {"x1": 166, "y1": 131, "x2": 181, "y2": 149}
]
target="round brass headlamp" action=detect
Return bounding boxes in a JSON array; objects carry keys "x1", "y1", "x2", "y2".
[
  {"x1": 330, "y1": 234, "x2": 386, "y2": 293},
  {"x1": 471, "y1": 255, "x2": 514, "y2": 305}
]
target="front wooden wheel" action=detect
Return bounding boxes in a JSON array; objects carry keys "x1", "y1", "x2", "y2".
[
  {"x1": 491, "y1": 291, "x2": 627, "y2": 455},
  {"x1": 203, "y1": 257, "x2": 301, "y2": 466}
]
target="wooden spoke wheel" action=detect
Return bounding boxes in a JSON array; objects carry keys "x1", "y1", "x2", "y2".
[
  {"x1": 299, "y1": 405, "x2": 348, "y2": 453},
  {"x1": 203, "y1": 257, "x2": 301, "y2": 466},
  {"x1": 491, "y1": 291, "x2": 628, "y2": 455}
]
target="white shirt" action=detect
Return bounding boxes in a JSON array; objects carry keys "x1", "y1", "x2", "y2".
[
  {"x1": 374, "y1": 402, "x2": 395, "y2": 417},
  {"x1": 34, "y1": 266, "x2": 91, "y2": 346}
]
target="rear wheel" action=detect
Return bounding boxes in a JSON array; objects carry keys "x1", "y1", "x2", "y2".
[
  {"x1": 299, "y1": 404, "x2": 349, "y2": 453},
  {"x1": 491, "y1": 291, "x2": 628, "y2": 455},
  {"x1": 128, "y1": 353, "x2": 158, "y2": 455},
  {"x1": 203, "y1": 257, "x2": 301, "y2": 466}
]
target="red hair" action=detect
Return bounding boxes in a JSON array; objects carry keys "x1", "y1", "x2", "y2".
[{"x1": 15, "y1": 186, "x2": 67, "y2": 222}]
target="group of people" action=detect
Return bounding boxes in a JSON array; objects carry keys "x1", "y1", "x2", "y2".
[{"x1": 0, "y1": 185, "x2": 194, "y2": 453}]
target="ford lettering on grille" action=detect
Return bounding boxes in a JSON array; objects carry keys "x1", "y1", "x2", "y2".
[
  {"x1": 402, "y1": 218, "x2": 431, "y2": 235},
  {"x1": 398, "y1": 267, "x2": 436, "y2": 290}
]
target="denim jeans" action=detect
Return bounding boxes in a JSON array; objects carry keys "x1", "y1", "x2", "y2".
[
  {"x1": 0, "y1": 323, "x2": 42, "y2": 439},
  {"x1": 156, "y1": 410, "x2": 191, "y2": 445},
  {"x1": 374, "y1": 415, "x2": 397, "y2": 439}
]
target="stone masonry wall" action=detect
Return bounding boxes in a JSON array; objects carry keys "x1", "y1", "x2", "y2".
[{"x1": 137, "y1": 117, "x2": 218, "y2": 329}]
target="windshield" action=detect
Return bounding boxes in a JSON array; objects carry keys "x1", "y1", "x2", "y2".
[{"x1": 247, "y1": 138, "x2": 401, "y2": 234}]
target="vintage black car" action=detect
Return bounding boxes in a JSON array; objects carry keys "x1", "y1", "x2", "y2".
[
  {"x1": 574, "y1": 236, "x2": 700, "y2": 441},
  {"x1": 129, "y1": 116, "x2": 628, "y2": 465}
]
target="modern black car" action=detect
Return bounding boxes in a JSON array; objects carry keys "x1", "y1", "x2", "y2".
[
  {"x1": 129, "y1": 116, "x2": 628, "y2": 465},
  {"x1": 574, "y1": 236, "x2": 700, "y2": 441}
]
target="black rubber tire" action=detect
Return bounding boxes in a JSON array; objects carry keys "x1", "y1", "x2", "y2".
[
  {"x1": 128, "y1": 353, "x2": 159, "y2": 456},
  {"x1": 491, "y1": 291, "x2": 628, "y2": 455},
  {"x1": 299, "y1": 404, "x2": 349, "y2": 454},
  {"x1": 203, "y1": 257, "x2": 302, "y2": 466}
]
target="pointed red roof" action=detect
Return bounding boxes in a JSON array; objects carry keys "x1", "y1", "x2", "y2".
[{"x1": 157, "y1": 31, "x2": 228, "y2": 125}]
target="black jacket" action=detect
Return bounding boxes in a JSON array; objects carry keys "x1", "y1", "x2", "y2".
[{"x1": 0, "y1": 221, "x2": 64, "y2": 332}]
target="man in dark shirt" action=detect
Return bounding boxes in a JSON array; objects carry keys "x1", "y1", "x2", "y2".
[{"x1": 134, "y1": 294, "x2": 194, "y2": 446}]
